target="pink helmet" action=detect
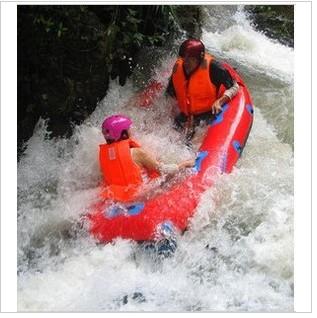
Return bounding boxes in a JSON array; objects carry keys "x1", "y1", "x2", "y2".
[
  {"x1": 101, "y1": 114, "x2": 132, "y2": 141},
  {"x1": 179, "y1": 39, "x2": 205, "y2": 60}
]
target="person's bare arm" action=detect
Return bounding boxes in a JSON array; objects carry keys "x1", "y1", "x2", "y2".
[
  {"x1": 211, "y1": 81, "x2": 239, "y2": 114},
  {"x1": 132, "y1": 148, "x2": 160, "y2": 172},
  {"x1": 132, "y1": 148, "x2": 194, "y2": 174}
]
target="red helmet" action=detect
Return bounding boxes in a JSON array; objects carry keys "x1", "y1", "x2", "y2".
[{"x1": 179, "y1": 39, "x2": 205, "y2": 60}]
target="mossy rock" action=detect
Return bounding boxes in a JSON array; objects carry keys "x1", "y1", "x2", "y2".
[{"x1": 245, "y1": 5, "x2": 294, "y2": 47}]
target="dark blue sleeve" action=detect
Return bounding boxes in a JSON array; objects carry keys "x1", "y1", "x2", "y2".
[
  {"x1": 166, "y1": 77, "x2": 176, "y2": 97},
  {"x1": 210, "y1": 60, "x2": 234, "y2": 89}
]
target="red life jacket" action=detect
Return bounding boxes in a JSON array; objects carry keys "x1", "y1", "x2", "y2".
[
  {"x1": 99, "y1": 138, "x2": 142, "y2": 202},
  {"x1": 172, "y1": 53, "x2": 218, "y2": 115}
]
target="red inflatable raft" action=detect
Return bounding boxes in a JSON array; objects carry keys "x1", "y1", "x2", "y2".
[{"x1": 87, "y1": 63, "x2": 254, "y2": 243}]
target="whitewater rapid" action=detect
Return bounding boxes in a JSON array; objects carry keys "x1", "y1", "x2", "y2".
[{"x1": 17, "y1": 6, "x2": 294, "y2": 312}]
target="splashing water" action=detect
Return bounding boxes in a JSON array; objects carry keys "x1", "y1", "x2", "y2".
[{"x1": 17, "y1": 5, "x2": 293, "y2": 312}]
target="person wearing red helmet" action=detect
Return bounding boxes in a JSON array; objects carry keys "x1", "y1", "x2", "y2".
[
  {"x1": 167, "y1": 39, "x2": 239, "y2": 140},
  {"x1": 99, "y1": 114, "x2": 194, "y2": 202}
]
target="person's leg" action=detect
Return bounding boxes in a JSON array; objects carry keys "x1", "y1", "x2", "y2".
[
  {"x1": 188, "y1": 111, "x2": 215, "y2": 150},
  {"x1": 194, "y1": 110, "x2": 215, "y2": 126}
]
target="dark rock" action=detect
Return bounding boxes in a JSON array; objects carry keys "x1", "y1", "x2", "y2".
[
  {"x1": 121, "y1": 292, "x2": 146, "y2": 305},
  {"x1": 245, "y1": 5, "x2": 294, "y2": 47},
  {"x1": 131, "y1": 292, "x2": 146, "y2": 303},
  {"x1": 18, "y1": 5, "x2": 203, "y2": 159}
]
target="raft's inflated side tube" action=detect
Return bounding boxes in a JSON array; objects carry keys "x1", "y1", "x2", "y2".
[{"x1": 88, "y1": 64, "x2": 254, "y2": 243}]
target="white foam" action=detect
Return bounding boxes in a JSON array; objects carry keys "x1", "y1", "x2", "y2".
[
  {"x1": 202, "y1": 8, "x2": 294, "y2": 83},
  {"x1": 17, "y1": 7, "x2": 294, "y2": 312}
]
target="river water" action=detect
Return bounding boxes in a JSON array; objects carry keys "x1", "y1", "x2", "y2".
[{"x1": 17, "y1": 6, "x2": 294, "y2": 312}]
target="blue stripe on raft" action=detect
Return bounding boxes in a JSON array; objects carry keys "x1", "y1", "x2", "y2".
[
  {"x1": 193, "y1": 151, "x2": 208, "y2": 173},
  {"x1": 232, "y1": 140, "x2": 243, "y2": 156},
  {"x1": 159, "y1": 221, "x2": 175, "y2": 238},
  {"x1": 246, "y1": 104, "x2": 254, "y2": 115},
  {"x1": 106, "y1": 205, "x2": 123, "y2": 218},
  {"x1": 209, "y1": 103, "x2": 229, "y2": 126},
  {"x1": 127, "y1": 203, "x2": 145, "y2": 215},
  {"x1": 106, "y1": 202, "x2": 145, "y2": 218}
]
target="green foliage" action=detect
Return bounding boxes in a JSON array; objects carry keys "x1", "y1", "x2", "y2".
[
  {"x1": 18, "y1": 5, "x2": 202, "y2": 155},
  {"x1": 245, "y1": 5, "x2": 294, "y2": 47}
]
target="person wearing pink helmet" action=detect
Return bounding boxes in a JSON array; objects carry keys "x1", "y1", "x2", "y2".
[
  {"x1": 99, "y1": 114, "x2": 194, "y2": 202},
  {"x1": 167, "y1": 39, "x2": 239, "y2": 140}
]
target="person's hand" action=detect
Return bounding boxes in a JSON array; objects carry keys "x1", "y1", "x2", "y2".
[
  {"x1": 178, "y1": 159, "x2": 195, "y2": 169},
  {"x1": 211, "y1": 99, "x2": 222, "y2": 115}
]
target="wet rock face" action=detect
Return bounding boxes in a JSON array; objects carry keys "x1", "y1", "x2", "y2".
[
  {"x1": 245, "y1": 5, "x2": 294, "y2": 48},
  {"x1": 18, "y1": 5, "x2": 110, "y2": 154},
  {"x1": 18, "y1": 5, "x2": 202, "y2": 157}
]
